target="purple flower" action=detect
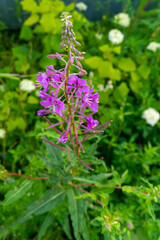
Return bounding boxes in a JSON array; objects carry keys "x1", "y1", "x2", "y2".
[
  {"x1": 37, "y1": 73, "x2": 49, "y2": 92},
  {"x1": 58, "y1": 118, "x2": 71, "y2": 143},
  {"x1": 40, "y1": 96, "x2": 54, "y2": 108},
  {"x1": 68, "y1": 75, "x2": 87, "y2": 90},
  {"x1": 81, "y1": 87, "x2": 99, "y2": 112},
  {"x1": 86, "y1": 116, "x2": 99, "y2": 129},
  {"x1": 52, "y1": 99, "x2": 65, "y2": 116},
  {"x1": 39, "y1": 93, "x2": 65, "y2": 116},
  {"x1": 37, "y1": 110, "x2": 50, "y2": 116},
  {"x1": 46, "y1": 65, "x2": 55, "y2": 75},
  {"x1": 58, "y1": 131, "x2": 68, "y2": 143},
  {"x1": 51, "y1": 74, "x2": 62, "y2": 88}
]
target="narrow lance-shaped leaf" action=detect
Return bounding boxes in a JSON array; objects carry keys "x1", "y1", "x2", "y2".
[
  {"x1": 67, "y1": 188, "x2": 84, "y2": 240},
  {"x1": 11, "y1": 188, "x2": 65, "y2": 227},
  {"x1": 37, "y1": 213, "x2": 54, "y2": 240},
  {"x1": 3, "y1": 180, "x2": 33, "y2": 206}
]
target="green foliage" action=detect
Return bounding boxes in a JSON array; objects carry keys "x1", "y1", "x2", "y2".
[
  {"x1": 0, "y1": 0, "x2": 160, "y2": 239},
  {"x1": 3, "y1": 180, "x2": 33, "y2": 206},
  {"x1": 67, "y1": 188, "x2": 85, "y2": 240}
]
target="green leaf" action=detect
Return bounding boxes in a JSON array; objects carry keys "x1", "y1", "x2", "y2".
[
  {"x1": 146, "y1": 199, "x2": 156, "y2": 221},
  {"x1": 21, "y1": 0, "x2": 39, "y2": 13},
  {"x1": 27, "y1": 96, "x2": 38, "y2": 104},
  {"x1": 122, "y1": 185, "x2": 134, "y2": 193},
  {"x1": 12, "y1": 188, "x2": 65, "y2": 227},
  {"x1": 37, "y1": 213, "x2": 54, "y2": 240},
  {"x1": 16, "y1": 117, "x2": 26, "y2": 130},
  {"x1": 65, "y1": 2, "x2": 75, "y2": 12},
  {"x1": 59, "y1": 214, "x2": 72, "y2": 239},
  {"x1": 118, "y1": 58, "x2": 136, "y2": 72},
  {"x1": 3, "y1": 180, "x2": 33, "y2": 206},
  {"x1": 137, "y1": 64, "x2": 151, "y2": 79},
  {"x1": 113, "y1": 82, "x2": 129, "y2": 103},
  {"x1": 85, "y1": 56, "x2": 103, "y2": 69},
  {"x1": 27, "y1": 188, "x2": 65, "y2": 215},
  {"x1": 67, "y1": 188, "x2": 84, "y2": 240},
  {"x1": 43, "y1": 139, "x2": 64, "y2": 163},
  {"x1": 40, "y1": 14, "x2": 61, "y2": 33},
  {"x1": 130, "y1": 71, "x2": 142, "y2": 94},
  {"x1": 20, "y1": 25, "x2": 33, "y2": 40},
  {"x1": 24, "y1": 14, "x2": 40, "y2": 26},
  {"x1": 73, "y1": 177, "x2": 101, "y2": 186},
  {"x1": 98, "y1": 61, "x2": 113, "y2": 78},
  {"x1": 99, "y1": 44, "x2": 110, "y2": 53}
]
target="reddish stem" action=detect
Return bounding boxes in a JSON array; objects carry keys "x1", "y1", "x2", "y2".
[{"x1": 7, "y1": 173, "x2": 49, "y2": 180}]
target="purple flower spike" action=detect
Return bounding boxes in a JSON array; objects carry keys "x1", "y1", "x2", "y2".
[
  {"x1": 36, "y1": 12, "x2": 112, "y2": 156},
  {"x1": 86, "y1": 116, "x2": 99, "y2": 130}
]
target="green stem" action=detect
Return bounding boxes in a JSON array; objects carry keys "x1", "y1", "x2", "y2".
[{"x1": 64, "y1": 48, "x2": 79, "y2": 158}]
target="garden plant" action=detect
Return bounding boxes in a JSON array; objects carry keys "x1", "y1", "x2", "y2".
[{"x1": 0, "y1": 0, "x2": 160, "y2": 239}]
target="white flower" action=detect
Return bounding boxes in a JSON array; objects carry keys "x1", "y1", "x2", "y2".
[
  {"x1": 114, "y1": 12, "x2": 130, "y2": 27},
  {"x1": 106, "y1": 80, "x2": 113, "y2": 90},
  {"x1": 147, "y1": 42, "x2": 160, "y2": 52},
  {"x1": 98, "y1": 84, "x2": 104, "y2": 91},
  {"x1": 20, "y1": 79, "x2": 35, "y2": 92},
  {"x1": 108, "y1": 29, "x2": 124, "y2": 44},
  {"x1": 76, "y1": 2, "x2": 88, "y2": 11},
  {"x1": 0, "y1": 129, "x2": 5, "y2": 138},
  {"x1": 95, "y1": 33, "x2": 103, "y2": 40},
  {"x1": 142, "y1": 107, "x2": 160, "y2": 126}
]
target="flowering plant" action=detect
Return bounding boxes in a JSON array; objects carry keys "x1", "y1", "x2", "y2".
[
  {"x1": 1, "y1": 3, "x2": 160, "y2": 239},
  {"x1": 36, "y1": 12, "x2": 111, "y2": 168}
]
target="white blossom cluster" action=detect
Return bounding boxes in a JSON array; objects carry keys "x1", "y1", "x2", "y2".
[
  {"x1": 98, "y1": 80, "x2": 113, "y2": 91},
  {"x1": 146, "y1": 42, "x2": 160, "y2": 52},
  {"x1": 0, "y1": 129, "x2": 5, "y2": 138},
  {"x1": 114, "y1": 12, "x2": 130, "y2": 27},
  {"x1": 108, "y1": 29, "x2": 124, "y2": 44},
  {"x1": 20, "y1": 79, "x2": 35, "y2": 92},
  {"x1": 95, "y1": 33, "x2": 103, "y2": 40},
  {"x1": 142, "y1": 107, "x2": 160, "y2": 127},
  {"x1": 76, "y1": 2, "x2": 88, "y2": 11}
]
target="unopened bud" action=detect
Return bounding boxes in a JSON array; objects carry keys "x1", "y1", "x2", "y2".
[
  {"x1": 69, "y1": 57, "x2": 74, "y2": 66},
  {"x1": 46, "y1": 66, "x2": 54, "y2": 71},
  {"x1": 61, "y1": 71, "x2": 66, "y2": 80},
  {"x1": 48, "y1": 54, "x2": 56, "y2": 59},
  {"x1": 80, "y1": 69, "x2": 87, "y2": 75},
  {"x1": 72, "y1": 47, "x2": 76, "y2": 54},
  {"x1": 76, "y1": 60, "x2": 82, "y2": 68},
  {"x1": 77, "y1": 56, "x2": 84, "y2": 60},
  {"x1": 75, "y1": 41, "x2": 81, "y2": 46}
]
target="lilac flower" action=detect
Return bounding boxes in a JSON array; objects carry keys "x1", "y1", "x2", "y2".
[
  {"x1": 37, "y1": 110, "x2": 50, "y2": 116},
  {"x1": 58, "y1": 118, "x2": 71, "y2": 143},
  {"x1": 68, "y1": 75, "x2": 87, "y2": 89},
  {"x1": 37, "y1": 73, "x2": 49, "y2": 93},
  {"x1": 85, "y1": 116, "x2": 99, "y2": 129},
  {"x1": 81, "y1": 87, "x2": 99, "y2": 112},
  {"x1": 40, "y1": 96, "x2": 54, "y2": 108},
  {"x1": 53, "y1": 99, "x2": 65, "y2": 116},
  {"x1": 51, "y1": 74, "x2": 62, "y2": 88},
  {"x1": 58, "y1": 131, "x2": 69, "y2": 143}
]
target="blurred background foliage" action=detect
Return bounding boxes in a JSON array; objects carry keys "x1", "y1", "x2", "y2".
[{"x1": 0, "y1": 0, "x2": 160, "y2": 239}]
